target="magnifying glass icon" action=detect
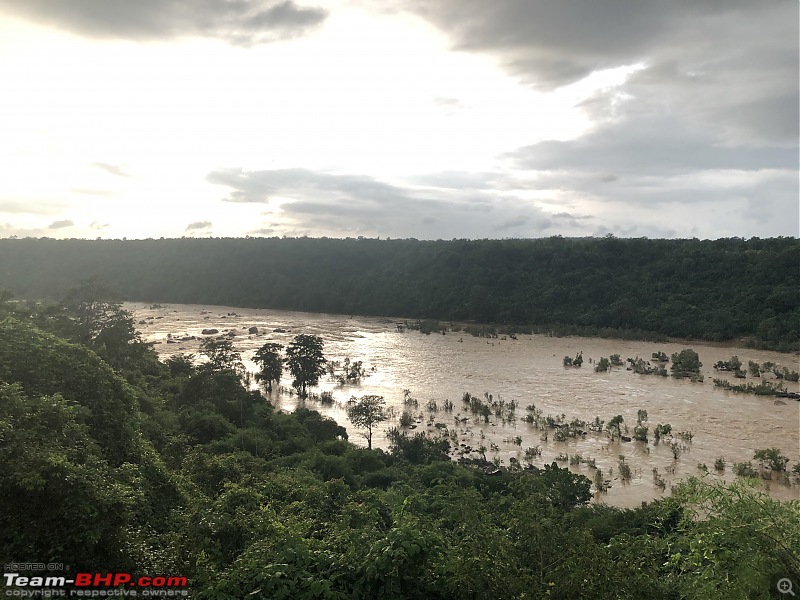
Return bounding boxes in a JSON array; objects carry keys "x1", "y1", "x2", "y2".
[{"x1": 778, "y1": 578, "x2": 796, "y2": 596}]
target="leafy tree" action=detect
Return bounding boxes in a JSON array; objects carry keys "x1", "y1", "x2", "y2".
[
  {"x1": 671, "y1": 349, "x2": 702, "y2": 379},
  {"x1": 286, "y1": 334, "x2": 327, "y2": 397},
  {"x1": 346, "y1": 395, "x2": 387, "y2": 450},
  {"x1": 664, "y1": 477, "x2": 800, "y2": 598},
  {"x1": 606, "y1": 415, "x2": 624, "y2": 441},
  {"x1": 253, "y1": 342, "x2": 283, "y2": 392},
  {"x1": 386, "y1": 427, "x2": 449, "y2": 464},
  {"x1": 633, "y1": 425, "x2": 648, "y2": 442},
  {"x1": 198, "y1": 338, "x2": 244, "y2": 375},
  {"x1": 753, "y1": 448, "x2": 789, "y2": 471},
  {"x1": 35, "y1": 279, "x2": 150, "y2": 372},
  {"x1": 595, "y1": 357, "x2": 610, "y2": 372}
]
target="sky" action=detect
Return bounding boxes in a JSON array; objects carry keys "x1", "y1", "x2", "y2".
[{"x1": 0, "y1": 0, "x2": 797, "y2": 240}]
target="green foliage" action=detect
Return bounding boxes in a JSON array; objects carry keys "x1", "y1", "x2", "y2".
[
  {"x1": 346, "y1": 395, "x2": 387, "y2": 450},
  {"x1": 286, "y1": 334, "x2": 327, "y2": 397},
  {"x1": 398, "y1": 410, "x2": 413, "y2": 427},
  {"x1": 253, "y1": 342, "x2": 283, "y2": 392},
  {"x1": 753, "y1": 448, "x2": 789, "y2": 471},
  {"x1": 671, "y1": 348, "x2": 703, "y2": 379},
  {"x1": 595, "y1": 357, "x2": 610, "y2": 372},
  {"x1": 712, "y1": 377, "x2": 786, "y2": 395},
  {"x1": 388, "y1": 428, "x2": 450, "y2": 465},
  {"x1": 713, "y1": 355, "x2": 742, "y2": 371},
  {"x1": 1, "y1": 237, "x2": 798, "y2": 350},
  {"x1": 3, "y1": 294, "x2": 799, "y2": 598},
  {"x1": 733, "y1": 461, "x2": 759, "y2": 478},
  {"x1": 198, "y1": 338, "x2": 244, "y2": 375},
  {"x1": 633, "y1": 425, "x2": 649, "y2": 442},
  {"x1": 0, "y1": 317, "x2": 140, "y2": 466},
  {"x1": 665, "y1": 477, "x2": 800, "y2": 598},
  {"x1": 606, "y1": 414, "x2": 624, "y2": 441}
]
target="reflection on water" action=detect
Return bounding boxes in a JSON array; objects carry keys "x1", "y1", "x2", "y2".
[{"x1": 129, "y1": 302, "x2": 800, "y2": 507}]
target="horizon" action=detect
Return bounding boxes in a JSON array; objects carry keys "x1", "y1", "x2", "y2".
[
  {"x1": 1, "y1": 1, "x2": 797, "y2": 241},
  {"x1": 1, "y1": 233, "x2": 798, "y2": 242}
]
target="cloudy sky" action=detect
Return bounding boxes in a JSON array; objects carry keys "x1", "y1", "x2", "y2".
[{"x1": 0, "y1": 0, "x2": 797, "y2": 240}]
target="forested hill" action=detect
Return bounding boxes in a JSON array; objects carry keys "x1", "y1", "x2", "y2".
[{"x1": 1, "y1": 236, "x2": 797, "y2": 350}]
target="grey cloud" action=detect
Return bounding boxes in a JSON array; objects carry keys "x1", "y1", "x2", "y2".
[
  {"x1": 208, "y1": 167, "x2": 440, "y2": 209},
  {"x1": 93, "y1": 162, "x2": 130, "y2": 177},
  {"x1": 0, "y1": 0, "x2": 327, "y2": 45},
  {"x1": 408, "y1": 2, "x2": 794, "y2": 86},
  {"x1": 208, "y1": 167, "x2": 555, "y2": 239},
  {"x1": 408, "y1": 171, "x2": 499, "y2": 190},
  {"x1": 552, "y1": 212, "x2": 591, "y2": 222},
  {"x1": 0, "y1": 200, "x2": 65, "y2": 215},
  {"x1": 48, "y1": 219, "x2": 74, "y2": 229},
  {"x1": 408, "y1": 1, "x2": 725, "y2": 86},
  {"x1": 407, "y1": 1, "x2": 798, "y2": 146},
  {"x1": 248, "y1": 227, "x2": 275, "y2": 236},
  {"x1": 493, "y1": 215, "x2": 529, "y2": 231},
  {"x1": 508, "y1": 115, "x2": 798, "y2": 176},
  {"x1": 186, "y1": 221, "x2": 213, "y2": 231}
]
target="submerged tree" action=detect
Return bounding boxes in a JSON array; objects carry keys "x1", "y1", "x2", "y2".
[
  {"x1": 346, "y1": 394, "x2": 387, "y2": 450},
  {"x1": 285, "y1": 334, "x2": 327, "y2": 397},
  {"x1": 606, "y1": 415, "x2": 624, "y2": 441},
  {"x1": 671, "y1": 349, "x2": 703, "y2": 379},
  {"x1": 253, "y1": 342, "x2": 283, "y2": 392}
]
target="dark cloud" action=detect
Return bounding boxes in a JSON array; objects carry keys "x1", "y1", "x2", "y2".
[
  {"x1": 186, "y1": 221, "x2": 213, "y2": 231},
  {"x1": 0, "y1": 0, "x2": 327, "y2": 45},
  {"x1": 407, "y1": 1, "x2": 798, "y2": 146},
  {"x1": 48, "y1": 219, "x2": 74, "y2": 229}
]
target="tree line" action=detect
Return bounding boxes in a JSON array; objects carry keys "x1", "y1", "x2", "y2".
[{"x1": 0, "y1": 236, "x2": 797, "y2": 350}]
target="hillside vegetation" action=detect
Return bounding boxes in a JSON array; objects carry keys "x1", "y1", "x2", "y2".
[
  {"x1": 1, "y1": 291, "x2": 798, "y2": 598},
  {"x1": 0, "y1": 236, "x2": 797, "y2": 350}
]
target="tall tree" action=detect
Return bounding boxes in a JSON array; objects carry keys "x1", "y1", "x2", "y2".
[
  {"x1": 285, "y1": 334, "x2": 326, "y2": 397},
  {"x1": 253, "y1": 342, "x2": 283, "y2": 393},
  {"x1": 346, "y1": 395, "x2": 387, "y2": 450},
  {"x1": 606, "y1": 415, "x2": 624, "y2": 441}
]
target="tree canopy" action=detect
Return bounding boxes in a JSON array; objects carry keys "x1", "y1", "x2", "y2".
[
  {"x1": 286, "y1": 334, "x2": 327, "y2": 397},
  {"x1": 346, "y1": 394, "x2": 387, "y2": 450},
  {"x1": 0, "y1": 292, "x2": 798, "y2": 597},
  {"x1": 0, "y1": 236, "x2": 797, "y2": 350}
]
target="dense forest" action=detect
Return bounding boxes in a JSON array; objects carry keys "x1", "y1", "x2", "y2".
[
  {"x1": 1, "y1": 290, "x2": 798, "y2": 598},
  {"x1": 0, "y1": 236, "x2": 797, "y2": 351}
]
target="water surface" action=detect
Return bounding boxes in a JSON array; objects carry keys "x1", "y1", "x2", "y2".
[{"x1": 130, "y1": 302, "x2": 800, "y2": 507}]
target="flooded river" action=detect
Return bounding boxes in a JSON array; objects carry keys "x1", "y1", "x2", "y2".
[{"x1": 129, "y1": 302, "x2": 800, "y2": 507}]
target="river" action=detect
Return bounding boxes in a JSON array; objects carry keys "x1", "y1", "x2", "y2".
[{"x1": 128, "y1": 302, "x2": 800, "y2": 507}]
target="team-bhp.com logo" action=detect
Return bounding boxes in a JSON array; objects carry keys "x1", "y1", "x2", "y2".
[{"x1": 4, "y1": 571, "x2": 188, "y2": 597}]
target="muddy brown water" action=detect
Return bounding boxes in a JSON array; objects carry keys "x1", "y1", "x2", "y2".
[{"x1": 129, "y1": 302, "x2": 800, "y2": 507}]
